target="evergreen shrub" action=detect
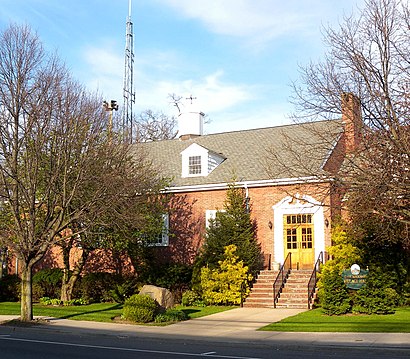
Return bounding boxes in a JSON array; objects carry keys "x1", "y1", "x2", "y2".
[
  {"x1": 108, "y1": 276, "x2": 140, "y2": 304},
  {"x1": 352, "y1": 268, "x2": 400, "y2": 314},
  {"x1": 193, "y1": 183, "x2": 262, "y2": 292},
  {"x1": 318, "y1": 268, "x2": 351, "y2": 315}
]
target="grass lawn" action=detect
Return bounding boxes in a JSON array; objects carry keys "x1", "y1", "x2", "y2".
[
  {"x1": 260, "y1": 307, "x2": 410, "y2": 333},
  {"x1": 0, "y1": 302, "x2": 234, "y2": 323}
]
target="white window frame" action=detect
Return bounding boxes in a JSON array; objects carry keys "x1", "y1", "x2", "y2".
[
  {"x1": 188, "y1": 155, "x2": 202, "y2": 175},
  {"x1": 205, "y1": 209, "x2": 225, "y2": 228},
  {"x1": 148, "y1": 213, "x2": 169, "y2": 247},
  {"x1": 181, "y1": 143, "x2": 208, "y2": 178}
]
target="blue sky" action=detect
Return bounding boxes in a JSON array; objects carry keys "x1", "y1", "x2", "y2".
[{"x1": 0, "y1": 0, "x2": 363, "y2": 134}]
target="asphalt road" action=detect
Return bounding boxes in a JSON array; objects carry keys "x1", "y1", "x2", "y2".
[{"x1": 0, "y1": 326, "x2": 409, "y2": 359}]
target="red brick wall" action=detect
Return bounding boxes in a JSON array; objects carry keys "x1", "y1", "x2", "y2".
[{"x1": 162, "y1": 182, "x2": 335, "y2": 268}]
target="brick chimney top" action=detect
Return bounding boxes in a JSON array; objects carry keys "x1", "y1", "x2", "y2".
[{"x1": 341, "y1": 93, "x2": 362, "y2": 153}]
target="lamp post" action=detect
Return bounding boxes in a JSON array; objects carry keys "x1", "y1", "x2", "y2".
[{"x1": 103, "y1": 100, "x2": 119, "y2": 141}]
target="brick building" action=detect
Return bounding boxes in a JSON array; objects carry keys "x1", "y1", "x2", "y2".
[{"x1": 141, "y1": 93, "x2": 361, "y2": 272}]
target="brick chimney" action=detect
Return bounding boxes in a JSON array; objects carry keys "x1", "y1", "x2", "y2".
[{"x1": 341, "y1": 93, "x2": 362, "y2": 154}]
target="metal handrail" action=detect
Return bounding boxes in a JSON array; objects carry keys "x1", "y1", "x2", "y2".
[
  {"x1": 307, "y1": 251, "x2": 324, "y2": 309},
  {"x1": 273, "y1": 252, "x2": 292, "y2": 308}
]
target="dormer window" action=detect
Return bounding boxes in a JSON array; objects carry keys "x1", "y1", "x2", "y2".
[
  {"x1": 189, "y1": 156, "x2": 202, "y2": 175},
  {"x1": 181, "y1": 143, "x2": 225, "y2": 178}
]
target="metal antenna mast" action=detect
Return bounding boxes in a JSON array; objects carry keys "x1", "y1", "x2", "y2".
[{"x1": 123, "y1": 0, "x2": 135, "y2": 142}]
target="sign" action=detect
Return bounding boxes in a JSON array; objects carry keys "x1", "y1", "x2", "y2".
[{"x1": 342, "y1": 264, "x2": 369, "y2": 290}]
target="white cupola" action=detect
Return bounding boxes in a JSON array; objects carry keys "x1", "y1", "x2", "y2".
[{"x1": 177, "y1": 95, "x2": 204, "y2": 140}]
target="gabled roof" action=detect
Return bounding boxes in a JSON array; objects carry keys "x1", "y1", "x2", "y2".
[{"x1": 137, "y1": 119, "x2": 343, "y2": 189}]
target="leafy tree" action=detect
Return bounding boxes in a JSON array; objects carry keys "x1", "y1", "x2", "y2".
[
  {"x1": 267, "y1": 0, "x2": 410, "y2": 256},
  {"x1": 193, "y1": 183, "x2": 262, "y2": 289},
  {"x1": 0, "y1": 24, "x2": 163, "y2": 321}
]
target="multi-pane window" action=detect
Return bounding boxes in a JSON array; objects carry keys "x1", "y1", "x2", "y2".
[
  {"x1": 301, "y1": 227, "x2": 313, "y2": 249},
  {"x1": 149, "y1": 213, "x2": 169, "y2": 246},
  {"x1": 284, "y1": 214, "x2": 313, "y2": 250},
  {"x1": 286, "y1": 228, "x2": 297, "y2": 249},
  {"x1": 286, "y1": 214, "x2": 312, "y2": 224},
  {"x1": 188, "y1": 156, "x2": 202, "y2": 175}
]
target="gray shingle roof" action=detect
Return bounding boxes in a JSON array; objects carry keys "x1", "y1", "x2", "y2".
[{"x1": 137, "y1": 120, "x2": 343, "y2": 188}]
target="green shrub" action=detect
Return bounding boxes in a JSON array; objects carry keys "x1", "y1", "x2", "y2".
[
  {"x1": 181, "y1": 290, "x2": 203, "y2": 306},
  {"x1": 63, "y1": 298, "x2": 88, "y2": 306},
  {"x1": 108, "y1": 276, "x2": 140, "y2": 304},
  {"x1": 352, "y1": 269, "x2": 401, "y2": 314},
  {"x1": 39, "y1": 297, "x2": 62, "y2": 306},
  {"x1": 32, "y1": 268, "x2": 63, "y2": 301},
  {"x1": 122, "y1": 294, "x2": 159, "y2": 323},
  {"x1": 318, "y1": 267, "x2": 351, "y2": 315},
  {"x1": 154, "y1": 308, "x2": 188, "y2": 323},
  {"x1": 0, "y1": 274, "x2": 20, "y2": 301},
  {"x1": 77, "y1": 272, "x2": 119, "y2": 303},
  {"x1": 200, "y1": 245, "x2": 252, "y2": 305},
  {"x1": 138, "y1": 263, "x2": 193, "y2": 303}
]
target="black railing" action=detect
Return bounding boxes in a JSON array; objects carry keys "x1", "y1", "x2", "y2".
[
  {"x1": 307, "y1": 251, "x2": 324, "y2": 309},
  {"x1": 273, "y1": 252, "x2": 292, "y2": 308}
]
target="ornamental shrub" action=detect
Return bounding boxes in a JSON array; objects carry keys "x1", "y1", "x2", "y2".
[
  {"x1": 122, "y1": 294, "x2": 159, "y2": 323},
  {"x1": 200, "y1": 244, "x2": 253, "y2": 305},
  {"x1": 181, "y1": 290, "x2": 204, "y2": 306},
  {"x1": 39, "y1": 297, "x2": 62, "y2": 306},
  {"x1": 154, "y1": 308, "x2": 188, "y2": 323}
]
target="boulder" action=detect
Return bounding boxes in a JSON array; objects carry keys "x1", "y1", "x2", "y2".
[{"x1": 139, "y1": 285, "x2": 174, "y2": 309}]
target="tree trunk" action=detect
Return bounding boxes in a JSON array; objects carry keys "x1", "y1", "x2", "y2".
[
  {"x1": 20, "y1": 263, "x2": 33, "y2": 322},
  {"x1": 60, "y1": 247, "x2": 89, "y2": 302}
]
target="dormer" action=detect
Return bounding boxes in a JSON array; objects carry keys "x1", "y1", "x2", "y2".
[{"x1": 181, "y1": 143, "x2": 225, "y2": 178}]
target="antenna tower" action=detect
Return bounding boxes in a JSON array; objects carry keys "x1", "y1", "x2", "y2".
[{"x1": 123, "y1": 0, "x2": 135, "y2": 142}]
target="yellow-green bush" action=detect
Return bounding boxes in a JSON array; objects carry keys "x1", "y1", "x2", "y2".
[
  {"x1": 200, "y1": 245, "x2": 252, "y2": 305},
  {"x1": 122, "y1": 294, "x2": 159, "y2": 323}
]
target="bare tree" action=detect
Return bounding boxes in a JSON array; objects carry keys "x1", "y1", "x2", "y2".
[
  {"x1": 268, "y1": 0, "x2": 410, "y2": 241},
  {"x1": 0, "y1": 24, "x2": 163, "y2": 321},
  {"x1": 134, "y1": 109, "x2": 177, "y2": 142}
]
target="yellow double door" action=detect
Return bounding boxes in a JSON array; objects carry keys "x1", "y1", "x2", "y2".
[{"x1": 283, "y1": 214, "x2": 314, "y2": 270}]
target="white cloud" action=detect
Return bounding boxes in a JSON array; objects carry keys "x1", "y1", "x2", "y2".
[
  {"x1": 206, "y1": 102, "x2": 293, "y2": 134},
  {"x1": 155, "y1": 0, "x2": 363, "y2": 50},
  {"x1": 80, "y1": 45, "x2": 124, "y2": 100},
  {"x1": 134, "y1": 70, "x2": 253, "y2": 118}
]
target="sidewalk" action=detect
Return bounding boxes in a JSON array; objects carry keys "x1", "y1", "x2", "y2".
[{"x1": 1, "y1": 307, "x2": 410, "y2": 349}]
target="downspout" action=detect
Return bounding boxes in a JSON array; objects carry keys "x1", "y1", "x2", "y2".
[{"x1": 244, "y1": 183, "x2": 250, "y2": 213}]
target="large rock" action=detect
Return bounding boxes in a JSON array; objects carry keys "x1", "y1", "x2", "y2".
[{"x1": 139, "y1": 285, "x2": 174, "y2": 309}]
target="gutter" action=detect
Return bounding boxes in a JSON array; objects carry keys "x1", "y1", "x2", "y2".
[{"x1": 162, "y1": 176, "x2": 330, "y2": 194}]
